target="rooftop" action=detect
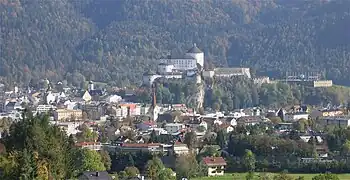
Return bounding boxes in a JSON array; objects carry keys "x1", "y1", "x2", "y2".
[
  {"x1": 143, "y1": 70, "x2": 157, "y2": 76},
  {"x1": 121, "y1": 143, "x2": 161, "y2": 148},
  {"x1": 80, "y1": 171, "x2": 111, "y2": 180},
  {"x1": 202, "y1": 156, "x2": 227, "y2": 166},
  {"x1": 187, "y1": 43, "x2": 203, "y2": 53},
  {"x1": 214, "y1": 67, "x2": 249, "y2": 75},
  {"x1": 76, "y1": 142, "x2": 101, "y2": 147}
]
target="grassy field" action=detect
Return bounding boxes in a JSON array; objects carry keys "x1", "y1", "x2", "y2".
[{"x1": 192, "y1": 173, "x2": 350, "y2": 180}]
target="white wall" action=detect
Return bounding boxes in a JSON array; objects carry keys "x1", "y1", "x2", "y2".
[{"x1": 186, "y1": 52, "x2": 204, "y2": 68}]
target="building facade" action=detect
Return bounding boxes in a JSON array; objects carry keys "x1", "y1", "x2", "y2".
[{"x1": 54, "y1": 109, "x2": 83, "y2": 121}]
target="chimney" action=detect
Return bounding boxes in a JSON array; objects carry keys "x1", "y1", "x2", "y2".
[{"x1": 96, "y1": 172, "x2": 99, "y2": 177}]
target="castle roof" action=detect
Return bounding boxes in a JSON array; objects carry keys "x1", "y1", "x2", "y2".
[
  {"x1": 143, "y1": 70, "x2": 157, "y2": 76},
  {"x1": 187, "y1": 43, "x2": 203, "y2": 53}
]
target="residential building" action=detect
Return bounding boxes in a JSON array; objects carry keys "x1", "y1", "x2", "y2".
[
  {"x1": 202, "y1": 157, "x2": 227, "y2": 177},
  {"x1": 54, "y1": 108, "x2": 83, "y2": 121},
  {"x1": 75, "y1": 142, "x2": 102, "y2": 151},
  {"x1": 236, "y1": 116, "x2": 262, "y2": 126},
  {"x1": 230, "y1": 109, "x2": 247, "y2": 119},
  {"x1": 78, "y1": 171, "x2": 112, "y2": 180},
  {"x1": 310, "y1": 109, "x2": 344, "y2": 118},
  {"x1": 119, "y1": 103, "x2": 141, "y2": 116},
  {"x1": 4, "y1": 101, "x2": 23, "y2": 112},
  {"x1": 312, "y1": 80, "x2": 333, "y2": 87},
  {"x1": 187, "y1": 121, "x2": 208, "y2": 130},
  {"x1": 320, "y1": 116, "x2": 350, "y2": 128},
  {"x1": 117, "y1": 143, "x2": 163, "y2": 153},
  {"x1": 49, "y1": 121, "x2": 82, "y2": 136},
  {"x1": 165, "y1": 123, "x2": 185, "y2": 134},
  {"x1": 253, "y1": 76, "x2": 270, "y2": 85},
  {"x1": 36, "y1": 105, "x2": 56, "y2": 114},
  {"x1": 137, "y1": 121, "x2": 157, "y2": 131},
  {"x1": 172, "y1": 142, "x2": 189, "y2": 155},
  {"x1": 284, "y1": 112, "x2": 309, "y2": 122},
  {"x1": 212, "y1": 68, "x2": 251, "y2": 78},
  {"x1": 84, "y1": 102, "x2": 106, "y2": 120}
]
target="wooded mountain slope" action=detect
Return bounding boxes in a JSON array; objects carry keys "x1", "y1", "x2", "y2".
[{"x1": 1, "y1": 0, "x2": 349, "y2": 87}]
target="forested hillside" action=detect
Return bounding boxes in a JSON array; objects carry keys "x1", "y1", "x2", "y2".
[{"x1": 1, "y1": 0, "x2": 350, "y2": 87}]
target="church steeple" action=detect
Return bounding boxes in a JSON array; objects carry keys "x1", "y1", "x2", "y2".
[
  {"x1": 151, "y1": 83, "x2": 156, "y2": 108},
  {"x1": 147, "y1": 82, "x2": 159, "y2": 121}
]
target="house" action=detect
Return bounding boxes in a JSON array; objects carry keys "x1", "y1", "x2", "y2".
[
  {"x1": 78, "y1": 171, "x2": 112, "y2": 180},
  {"x1": 165, "y1": 123, "x2": 185, "y2": 134},
  {"x1": 53, "y1": 108, "x2": 83, "y2": 121},
  {"x1": 36, "y1": 104, "x2": 56, "y2": 114},
  {"x1": 84, "y1": 102, "x2": 106, "y2": 120},
  {"x1": 310, "y1": 109, "x2": 344, "y2": 118},
  {"x1": 229, "y1": 118, "x2": 237, "y2": 127},
  {"x1": 220, "y1": 124, "x2": 234, "y2": 133},
  {"x1": 230, "y1": 109, "x2": 247, "y2": 119},
  {"x1": 284, "y1": 112, "x2": 309, "y2": 122},
  {"x1": 187, "y1": 120, "x2": 207, "y2": 130},
  {"x1": 4, "y1": 101, "x2": 23, "y2": 112},
  {"x1": 117, "y1": 143, "x2": 163, "y2": 153},
  {"x1": 137, "y1": 121, "x2": 157, "y2": 131},
  {"x1": 211, "y1": 67, "x2": 251, "y2": 78},
  {"x1": 114, "y1": 136, "x2": 132, "y2": 145},
  {"x1": 202, "y1": 157, "x2": 227, "y2": 177},
  {"x1": 75, "y1": 142, "x2": 102, "y2": 151},
  {"x1": 172, "y1": 142, "x2": 189, "y2": 155},
  {"x1": 49, "y1": 121, "x2": 82, "y2": 136},
  {"x1": 319, "y1": 116, "x2": 350, "y2": 128},
  {"x1": 236, "y1": 116, "x2": 262, "y2": 126}
]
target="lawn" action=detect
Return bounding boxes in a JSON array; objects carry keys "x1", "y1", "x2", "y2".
[{"x1": 192, "y1": 173, "x2": 350, "y2": 180}]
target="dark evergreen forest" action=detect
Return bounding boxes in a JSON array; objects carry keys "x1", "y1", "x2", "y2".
[{"x1": 1, "y1": 0, "x2": 350, "y2": 87}]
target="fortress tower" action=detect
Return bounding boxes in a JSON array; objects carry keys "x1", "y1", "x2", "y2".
[{"x1": 185, "y1": 43, "x2": 204, "y2": 69}]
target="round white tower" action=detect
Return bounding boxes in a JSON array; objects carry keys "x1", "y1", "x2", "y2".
[{"x1": 185, "y1": 43, "x2": 204, "y2": 69}]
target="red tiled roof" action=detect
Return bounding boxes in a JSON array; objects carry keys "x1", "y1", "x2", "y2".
[
  {"x1": 121, "y1": 143, "x2": 161, "y2": 148},
  {"x1": 142, "y1": 121, "x2": 156, "y2": 126},
  {"x1": 202, "y1": 157, "x2": 227, "y2": 166},
  {"x1": 75, "y1": 142, "x2": 101, "y2": 147},
  {"x1": 174, "y1": 142, "x2": 187, "y2": 146}
]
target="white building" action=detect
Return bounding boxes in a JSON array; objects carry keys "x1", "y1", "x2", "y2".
[
  {"x1": 36, "y1": 105, "x2": 56, "y2": 114},
  {"x1": 157, "y1": 63, "x2": 175, "y2": 74},
  {"x1": 160, "y1": 43, "x2": 204, "y2": 70},
  {"x1": 76, "y1": 142, "x2": 102, "y2": 151},
  {"x1": 107, "y1": 95, "x2": 122, "y2": 104},
  {"x1": 46, "y1": 92, "x2": 56, "y2": 104},
  {"x1": 230, "y1": 110, "x2": 247, "y2": 119},
  {"x1": 284, "y1": 112, "x2": 309, "y2": 122},
  {"x1": 143, "y1": 44, "x2": 204, "y2": 86},
  {"x1": 173, "y1": 143, "x2": 189, "y2": 155},
  {"x1": 165, "y1": 123, "x2": 185, "y2": 134},
  {"x1": 202, "y1": 157, "x2": 227, "y2": 177},
  {"x1": 49, "y1": 121, "x2": 82, "y2": 136},
  {"x1": 213, "y1": 68, "x2": 251, "y2": 78}
]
